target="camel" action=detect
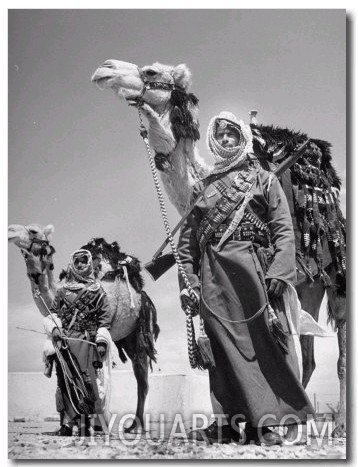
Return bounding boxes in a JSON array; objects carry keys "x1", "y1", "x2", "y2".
[
  {"x1": 8, "y1": 224, "x2": 159, "y2": 433},
  {"x1": 91, "y1": 59, "x2": 346, "y2": 436}
]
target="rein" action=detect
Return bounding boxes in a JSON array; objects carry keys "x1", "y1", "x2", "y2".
[{"x1": 135, "y1": 106, "x2": 210, "y2": 370}]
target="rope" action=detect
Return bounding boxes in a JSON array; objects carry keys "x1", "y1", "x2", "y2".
[
  {"x1": 16, "y1": 327, "x2": 97, "y2": 346},
  {"x1": 136, "y1": 107, "x2": 203, "y2": 369}
]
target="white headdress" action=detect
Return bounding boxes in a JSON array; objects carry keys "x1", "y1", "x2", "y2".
[
  {"x1": 64, "y1": 249, "x2": 100, "y2": 291},
  {"x1": 207, "y1": 111, "x2": 253, "y2": 174}
]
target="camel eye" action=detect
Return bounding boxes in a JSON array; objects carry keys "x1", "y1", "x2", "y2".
[
  {"x1": 145, "y1": 69, "x2": 157, "y2": 77},
  {"x1": 101, "y1": 61, "x2": 114, "y2": 69},
  {"x1": 29, "y1": 229, "x2": 38, "y2": 235}
]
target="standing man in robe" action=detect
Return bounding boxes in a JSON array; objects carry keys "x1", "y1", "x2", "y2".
[
  {"x1": 44, "y1": 249, "x2": 113, "y2": 436},
  {"x1": 178, "y1": 111, "x2": 314, "y2": 445}
]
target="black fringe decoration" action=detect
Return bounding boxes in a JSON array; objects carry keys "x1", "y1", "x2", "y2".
[
  {"x1": 251, "y1": 124, "x2": 341, "y2": 189},
  {"x1": 319, "y1": 270, "x2": 332, "y2": 288},
  {"x1": 80, "y1": 238, "x2": 144, "y2": 293},
  {"x1": 136, "y1": 291, "x2": 160, "y2": 370},
  {"x1": 336, "y1": 273, "x2": 346, "y2": 297},
  {"x1": 251, "y1": 124, "x2": 345, "y2": 293},
  {"x1": 59, "y1": 269, "x2": 67, "y2": 281},
  {"x1": 169, "y1": 89, "x2": 200, "y2": 143}
]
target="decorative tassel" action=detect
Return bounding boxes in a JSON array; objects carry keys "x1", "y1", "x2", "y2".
[
  {"x1": 197, "y1": 318, "x2": 215, "y2": 371},
  {"x1": 268, "y1": 305, "x2": 289, "y2": 354},
  {"x1": 319, "y1": 270, "x2": 332, "y2": 288},
  {"x1": 303, "y1": 215, "x2": 311, "y2": 249}
]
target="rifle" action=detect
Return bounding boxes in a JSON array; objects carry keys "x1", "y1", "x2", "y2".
[{"x1": 145, "y1": 138, "x2": 311, "y2": 280}]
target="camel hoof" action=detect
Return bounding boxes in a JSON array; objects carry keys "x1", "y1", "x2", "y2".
[
  {"x1": 124, "y1": 421, "x2": 144, "y2": 434},
  {"x1": 331, "y1": 423, "x2": 346, "y2": 438},
  {"x1": 284, "y1": 424, "x2": 299, "y2": 443}
]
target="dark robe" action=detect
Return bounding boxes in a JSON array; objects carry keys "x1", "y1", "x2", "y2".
[
  {"x1": 178, "y1": 166, "x2": 314, "y2": 427},
  {"x1": 50, "y1": 285, "x2": 113, "y2": 426}
]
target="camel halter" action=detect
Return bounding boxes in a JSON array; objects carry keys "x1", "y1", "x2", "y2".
[
  {"x1": 135, "y1": 106, "x2": 209, "y2": 370},
  {"x1": 20, "y1": 237, "x2": 53, "y2": 281},
  {"x1": 21, "y1": 237, "x2": 50, "y2": 256},
  {"x1": 136, "y1": 67, "x2": 183, "y2": 100}
]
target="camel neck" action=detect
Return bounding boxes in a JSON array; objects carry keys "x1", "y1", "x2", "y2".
[{"x1": 152, "y1": 102, "x2": 169, "y2": 117}]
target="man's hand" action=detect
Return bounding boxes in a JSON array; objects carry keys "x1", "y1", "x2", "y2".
[
  {"x1": 52, "y1": 327, "x2": 62, "y2": 341},
  {"x1": 128, "y1": 100, "x2": 159, "y2": 121},
  {"x1": 97, "y1": 343, "x2": 107, "y2": 359},
  {"x1": 180, "y1": 288, "x2": 200, "y2": 316},
  {"x1": 52, "y1": 328, "x2": 62, "y2": 349},
  {"x1": 266, "y1": 279, "x2": 287, "y2": 299}
]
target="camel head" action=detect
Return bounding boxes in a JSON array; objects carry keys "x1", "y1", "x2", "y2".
[
  {"x1": 91, "y1": 59, "x2": 192, "y2": 110},
  {"x1": 8, "y1": 224, "x2": 56, "y2": 283},
  {"x1": 8, "y1": 224, "x2": 54, "y2": 249},
  {"x1": 92, "y1": 59, "x2": 206, "y2": 215}
]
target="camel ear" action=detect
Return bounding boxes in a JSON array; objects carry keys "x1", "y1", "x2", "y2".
[
  {"x1": 44, "y1": 224, "x2": 55, "y2": 241},
  {"x1": 172, "y1": 64, "x2": 192, "y2": 90}
]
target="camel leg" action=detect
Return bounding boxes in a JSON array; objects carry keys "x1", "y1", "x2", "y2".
[
  {"x1": 328, "y1": 319, "x2": 346, "y2": 438},
  {"x1": 126, "y1": 351, "x2": 149, "y2": 433},
  {"x1": 296, "y1": 278, "x2": 326, "y2": 388},
  {"x1": 116, "y1": 331, "x2": 149, "y2": 433},
  {"x1": 325, "y1": 267, "x2": 346, "y2": 437}
]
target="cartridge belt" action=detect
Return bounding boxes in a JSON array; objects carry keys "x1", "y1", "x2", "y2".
[
  {"x1": 197, "y1": 169, "x2": 257, "y2": 251},
  {"x1": 209, "y1": 222, "x2": 270, "y2": 248}
]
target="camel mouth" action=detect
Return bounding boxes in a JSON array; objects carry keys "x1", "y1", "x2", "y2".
[
  {"x1": 8, "y1": 228, "x2": 18, "y2": 241},
  {"x1": 124, "y1": 93, "x2": 142, "y2": 102},
  {"x1": 91, "y1": 67, "x2": 118, "y2": 90},
  {"x1": 92, "y1": 77, "x2": 113, "y2": 91}
]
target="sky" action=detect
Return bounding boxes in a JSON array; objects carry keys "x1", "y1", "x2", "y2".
[{"x1": 7, "y1": 9, "x2": 346, "y2": 406}]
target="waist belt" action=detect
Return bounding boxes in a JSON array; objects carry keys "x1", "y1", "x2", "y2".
[
  {"x1": 210, "y1": 222, "x2": 270, "y2": 248},
  {"x1": 67, "y1": 322, "x2": 97, "y2": 333}
]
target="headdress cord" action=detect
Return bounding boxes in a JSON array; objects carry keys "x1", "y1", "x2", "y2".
[{"x1": 136, "y1": 107, "x2": 213, "y2": 370}]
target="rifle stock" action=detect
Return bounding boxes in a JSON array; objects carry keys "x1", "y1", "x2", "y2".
[
  {"x1": 144, "y1": 253, "x2": 177, "y2": 281},
  {"x1": 144, "y1": 138, "x2": 311, "y2": 281}
]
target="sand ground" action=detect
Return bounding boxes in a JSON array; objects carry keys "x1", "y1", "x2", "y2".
[{"x1": 8, "y1": 421, "x2": 346, "y2": 460}]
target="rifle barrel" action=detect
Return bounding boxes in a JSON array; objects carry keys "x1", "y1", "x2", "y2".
[{"x1": 274, "y1": 138, "x2": 311, "y2": 178}]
